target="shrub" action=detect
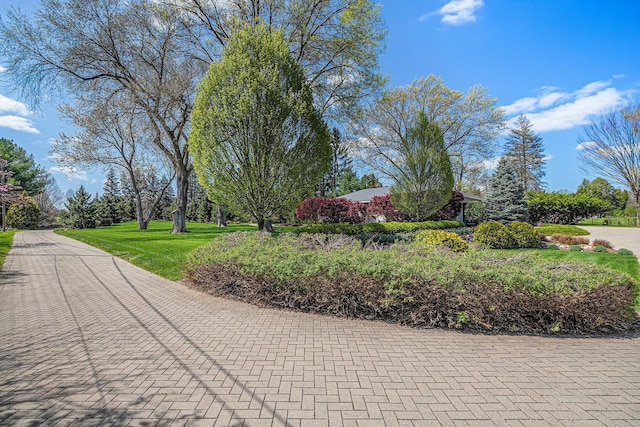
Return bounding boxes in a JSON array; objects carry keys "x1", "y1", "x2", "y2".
[
  {"x1": 569, "y1": 245, "x2": 583, "y2": 252},
  {"x1": 297, "y1": 220, "x2": 464, "y2": 236},
  {"x1": 552, "y1": 234, "x2": 590, "y2": 245},
  {"x1": 592, "y1": 239, "x2": 612, "y2": 249},
  {"x1": 593, "y1": 246, "x2": 608, "y2": 253},
  {"x1": 547, "y1": 244, "x2": 560, "y2": 250},
  {"x1": 295, "y1": 197, "x2": 367, "y2": 224},
  {"x1": 415, "y1": 229, "x2": 469, "y2": 253},
  {"x1": 6, "y1": 193, "x2": 41, "y2": 229},
  {"x1": 618, "y1": 248, "x2": 634, "y2": 256},
  {"x1": 367, "y1": 194, "x2": 404, "y2": 222},
  {"x1": 464, "y1": 201, "x2": 486, "y2": 224},
  {"x1": 507, "y1": 221, "x2": 540, "y2": 248},
  {"x1": 473, "y1": 221, "x2": 516, "y2": 249},
  {"x1": 430, "y1": 190, "x2": 464, "y2": 221},
  {"x1": 528, "y1": 192, "x2": 609, "y2": 224},
  {"x1": 186, "y1": 232, "x2": 640, "y2": 335}
]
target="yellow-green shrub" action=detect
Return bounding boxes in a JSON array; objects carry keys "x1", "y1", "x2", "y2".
[
  {"x1": 473, "y1": 221, "x2": 516, "y2": 249},
  {"x1": 415, "y1": 229, "x2": 469, "y2": 252},
  {"x1": 507, "y1": 221, "x2": 541, "y2": 248}
]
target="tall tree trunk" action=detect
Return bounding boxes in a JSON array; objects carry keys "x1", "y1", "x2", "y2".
[
  {"x1": 217, "y1": 206, "x2": 227, "y2": 227},
  {"x1": 172, "y1": 166, "x2": 189, "y2": 233},
  {"x1": 635, "y1": 191, "x2": 640, "y2": 227}
]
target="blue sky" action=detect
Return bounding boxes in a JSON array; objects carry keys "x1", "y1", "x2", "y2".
[{"x1": 0, "y1": 0, "x2": 639, "y2": 196}]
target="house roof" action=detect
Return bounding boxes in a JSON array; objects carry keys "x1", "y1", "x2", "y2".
[{"x1": 338, "y1": 187, "x2": 482, "y2": 204}]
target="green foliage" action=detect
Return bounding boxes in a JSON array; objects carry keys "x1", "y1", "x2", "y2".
[
  {"x1": 618, "y1": 248, "x2": 634, "y2": 256},
  {"x1": 484, "y1": 157, "x2": 528, "y2": 223},
  {"x1": 506, "y1": 221, "x2": 540, "y2": 249},
  {"x1": 464, "y1": 201, "x2": 486, "y2": 224},
  {"x1": 577, "y1": 177, "x2": 628, "y2": 210},
  {"x1": 569, "y1": 245, "x2": 583, "y2": 252},
  {"x1": 0, "y1": 138, "x2": 49, "y2": 195},
  {"x1": 6, "y1": 192, "x2": 40, "y2": 229},
  {"x1": 186, "y1": 232, "x2": 639, "y2": 333},
  {"x1": 535, "y1": 224, "x2": 590, "y2": 236},
  {"x1": 593, "y1": 246, "x2": 608, "y2": 253},
  {"x1": 62, "y1": 185, "x2": 96, "y2": 229},
  {"x1": 547, "y1": 244, "x2": 560, "y2": 250},
  {"x1": 391, "y1": 112, "x2": 454, "y2": 221},
  {"x1": 473, "y1": 221, "x2": 516, "y2": 249},
  {"x1": 297, "y1": 220, "x2": 464, "y2": 236},
  {"x1": 190, "y1": 22, "x2": 331, "y2": 230},
  {"x1": 415, "y1": 229, "x2": 469, "y2": 252},
  {"x1": 528, "y1": 191, "x2": 610, "y2": 224}
]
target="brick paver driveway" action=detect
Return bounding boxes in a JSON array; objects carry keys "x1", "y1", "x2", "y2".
[{"x1": 1, "y1": 230, "x2": 639, "y2": 426}]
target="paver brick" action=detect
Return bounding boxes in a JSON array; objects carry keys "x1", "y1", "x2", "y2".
[{"x1": 1, "y1": 230, "x2": 640, "y2": 426}]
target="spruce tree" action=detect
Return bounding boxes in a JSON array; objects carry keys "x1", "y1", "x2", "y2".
[
  {"x1": 484, "y1": 157, "x2": 528, "y2": 224},
  {"x1": 504, "y1": 115, "x2": 546, "y2": 192}
]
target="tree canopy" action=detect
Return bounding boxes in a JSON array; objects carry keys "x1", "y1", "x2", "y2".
[
  {"x1": 504, "y1": 115, "x2": 546, "y2": 192},
  {"x1": 0, "y1": 138, "x2": 48, "y2": 196},
  {"x1": 578, "y1": 99, "x2": 640, "y2": 225},
  {"x1": 352, "y1": 75, "x2": 505, "y2": 189},
  {"x1": 189, "y1": 22, "x2": 331, "y2": 231}
]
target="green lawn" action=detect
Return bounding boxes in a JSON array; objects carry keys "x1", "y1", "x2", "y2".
[
  {"x1": 0, "y1": 229, "x2": 16, "y2": 269},
  {"x1": 535, "y1": 224, "x2": 590, "y2": 236},
  {"x1": 577, "y1": 217, "x2": 638, "y2": 227},
  {"x1": 55, "y1": 221, "x2": 298, "y2": 280}
]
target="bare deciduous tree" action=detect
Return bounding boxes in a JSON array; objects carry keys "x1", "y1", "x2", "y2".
[
  {"x1": 54, "y1": 93, "x2": 175, "y2": 230},
  {"x1": 578, "y1": 99, "x2": 640, "y2": 226}
]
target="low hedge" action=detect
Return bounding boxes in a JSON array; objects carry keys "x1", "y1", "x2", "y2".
[
  {"x1": 186, "y1": 233, "x2": 639, "y2": 335},
  {"x1": 296, "y1": 220, "x2": 463, "y2": 236}
]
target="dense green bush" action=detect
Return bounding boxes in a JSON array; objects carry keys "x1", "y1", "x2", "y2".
[
  {"x1": 593, "y1": 246, "x2": 608, "y2": 253},
  {"x1": 569, "y1": 245, "x2": 583, "y2": 252},
  {"x1": 473, "y1": 222, "x2": 516, "y2": 249},
  {"x1": 297, "y1": 220, "x2": 463, "y2": 235},
  {"x1": 547, "y1": 244, "x2": 560, "y2": 250},
  {"x1": 528, "y1": 192, "x2": 610, "y2": 224},
  {"x1": 507, "y1": 221, "x2": 540, "y2": 249},
  {"x1": 6, "y1": 193, "x2": 41, "y2": 229},
  {"x1": 464, "y1": 201, "x2": 486, "y2": 224},
  {"x1": 618, "y1": 248, "x2": 634, "y2": 256},
  {"x1": 415, "y1": 229, "x2": 469, "y2": 252},
  {"x1": 186, "y1": 232, "x2": 639, "y2": 334}
]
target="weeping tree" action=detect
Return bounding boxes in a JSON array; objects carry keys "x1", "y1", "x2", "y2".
[{"x1": 190, "y1": 23, "x2": 331, "y2": 232}]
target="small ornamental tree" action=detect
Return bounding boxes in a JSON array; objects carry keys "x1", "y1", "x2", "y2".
[
  {"x1": 367, "y1": 194, "x2": 404, "y2": 221},
  {"x1": 6, "y1": 191, "x2": 40, "y2": 229},
  {"x1": 295, "y1": 197, "x2": 367, "y2": 224},
  {"x1": 484, "y1": 157, "x2": 528, "y2": 224}
]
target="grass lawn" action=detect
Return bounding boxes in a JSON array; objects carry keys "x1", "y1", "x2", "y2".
[
  {"x1": 0, "y1": 229, "x2": 16, "y2": 269},
  {"x1": 55, "y1": 221, "x2": 298, "y2": 280},
  {"x1": 529, "y1": 249, "x2": 640, "y2": 309},
  {"x1": 577, "y1": 217, "x2": 638, "y2": 227},
  {"x1": 535, "y1": 224, "x2": 590, "y2": 236}
]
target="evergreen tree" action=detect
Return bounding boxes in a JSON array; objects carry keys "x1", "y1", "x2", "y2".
[
  {"x1": 484, "y1": 157, "x2": 528, "y2": 224},
  {"x1": 103, "y1": 168, "x2": 120, "y2": 198},
  {"x1": 0, "y1": 138, "x2": 49, "y2": 196},
  {"x1": 504, "y1": 115, "x2": 546, "y2": 192},
  {"x1": 63, "y1": 185, "x2": 96, "y2": 229},
  {"x1": 359, "y1": 173, "x2": 382, "y2": 189}
]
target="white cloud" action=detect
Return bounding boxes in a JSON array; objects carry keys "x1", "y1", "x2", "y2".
[
  {"x1": 424, "y1": 0, "x2": 484, "y2": 26},
  {"x1": 0, "y1": 66, "x2": 6, "y2": 73},
  {"x1": 482, "y1": 156, "x2": 501, "y2": 170},
  {"x1": 575, "y1": 141, "x2": 597, "y2": 151},
  {"x1": 50, "y1": 166, "x2": 89, "y2": 182},
  {"x1": 0, "y1": 94, "x2": 32, "y2": 116},
  {"x1": 0, "y1": 115, "x2": 40, "y2": 134},
  {"x1": 502, "y1": 80, "x2": 632, "y2": 133}
]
